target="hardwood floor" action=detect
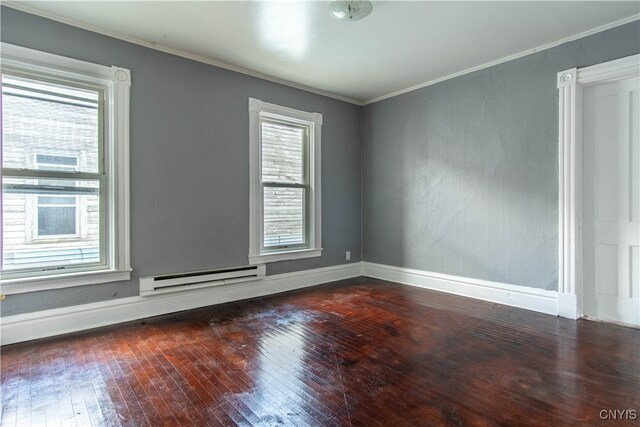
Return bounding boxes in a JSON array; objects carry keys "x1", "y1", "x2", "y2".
[{"x1": 1, "y1": 277, "x2": 638, "y2": 426}]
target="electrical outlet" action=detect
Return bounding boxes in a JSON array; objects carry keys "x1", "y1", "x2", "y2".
[{"x1": 346, "y1": 251, "x2": 351, "y2": 261}]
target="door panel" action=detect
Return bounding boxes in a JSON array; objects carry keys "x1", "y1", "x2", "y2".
[
  {"x1": 594, "y1": 244, "x2": 618, "y2": 296},
  {"x1": 583, "y1": 76, "x2": 640, "y2": 326},
  {"x1": 631, "y1": 245, "x2": 639, "y2": 298},
  {"x1": 631, "y1": 88, "x2": 640, "y2": 223}
]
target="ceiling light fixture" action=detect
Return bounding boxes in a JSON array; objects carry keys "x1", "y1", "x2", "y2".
[{"x1": 329, "y1": 1, "x2": 373, "y2": 22}]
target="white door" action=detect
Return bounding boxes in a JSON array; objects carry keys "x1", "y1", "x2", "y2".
[{"x1": 583, "y1": 76, "x2": 640, "y2": 326}]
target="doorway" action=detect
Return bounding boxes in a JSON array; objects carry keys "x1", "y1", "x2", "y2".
[
  {"x1": 558, "y1": 54, "x2": 640, "y2": 324},
  {"x1": 582, "y1": 74, "x2": 639, "y2": 326}
]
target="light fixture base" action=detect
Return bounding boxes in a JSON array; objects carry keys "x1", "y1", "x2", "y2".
[{"x1": 329, "y1": 1, "x2": 373, "y2": 22}]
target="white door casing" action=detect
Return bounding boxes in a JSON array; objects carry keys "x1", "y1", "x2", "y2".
[
  {"x1": 558, "y1": 54, "x2": 640, "y2": 321},
  {"x1": 582, "y1": 77, "x2": 639, "y2": 325}
]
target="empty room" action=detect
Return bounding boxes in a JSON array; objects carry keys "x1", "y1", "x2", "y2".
[{"x1": 1, "y1": 1, "x2": 639, "y2": 425}]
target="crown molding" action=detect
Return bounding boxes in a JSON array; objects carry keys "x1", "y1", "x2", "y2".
[
  {"x1": 3, "y1": 2, "x2": 638, "y2": 108},
  {"x1": 362, "y1": 14, "x2": 640, "y2": 105},
  {"x1": 2, "y1": 1, "x2": 364, "y2": 106}
]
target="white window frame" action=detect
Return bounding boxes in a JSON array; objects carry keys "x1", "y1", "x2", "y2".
[
  {"x1": 1, "y1": 43, "x2": 131, "y2": 294},
  {"x1": 24, "y1": 150, "x2": 89, "y2": 243},
  {"x1": 248, "y1": 98, "x2": 322, "y2": 264}
]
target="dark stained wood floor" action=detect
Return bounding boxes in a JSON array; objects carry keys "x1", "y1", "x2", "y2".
[{"x1": 1, "y1": 277, "x2": 639, "y2": 426}]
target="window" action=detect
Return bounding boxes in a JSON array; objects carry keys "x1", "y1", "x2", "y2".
[
  {"x1": 1, "y1": 43, "x2": 131, "y2": 293},
  {"x1": 35, "y1": 154, "x2": 80, "y2": 238},
  {"x1": 248, "y1": 98, "x2": 322, "y2": 264}
]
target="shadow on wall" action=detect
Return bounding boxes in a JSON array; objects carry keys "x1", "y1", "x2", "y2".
[
  {"x1": 403, "y1": 149, "x2": 557, "y2": 288},
  {"x1": 365, "y1": 86, "x2": 559, "y2": 290}
]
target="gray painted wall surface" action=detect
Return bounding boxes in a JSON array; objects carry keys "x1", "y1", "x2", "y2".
[
  {"x1": 0, "y1": 7, "x2": 362, "y2": 316},
  {"x1": 362, "y1": 21, "x2": 640, "y2": 290}
]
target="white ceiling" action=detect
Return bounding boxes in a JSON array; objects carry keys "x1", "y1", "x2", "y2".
[{"x1": 6, "y1": 1, "x2": 640, "y2": 104}]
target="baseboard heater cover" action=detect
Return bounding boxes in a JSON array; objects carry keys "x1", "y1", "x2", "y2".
[{"x1": 139, "y1": 264, "x2": 266, "y2": 296}]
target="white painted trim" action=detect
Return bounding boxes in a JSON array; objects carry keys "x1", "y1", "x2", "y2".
[
  {"x1": 3, "y1": 260, "x2": 601, "y2": 345},
  {"x1": 249, "y1": 249, "x2": 322, "y2": 265},
  {"x1": 0, "y1": 43, "x2": 131, "y2": 294},
  {"x1": 1, "y1": 270, "x2": 131, "y2": 295},
  {"x1": 557, "y1": 54, "x2": 640, "y2": 320},
  {"x1": 577, "y1": 54, "x2": 640, "y2": 85},
  {"x1": 249, "y1": 98, "x2": 323, "y2": 125},
  {"x1": 362, "y1": 262, "x2": 559, "y2": 316},
  {"x1": 4, "y1": 2, "x2": 637, "y2": 107},
  {"x1": 248, "y1": 98, "x2": 322, "y2": 264},
  {"x1": 557, "y1": 66, "x2": 580, "y2": 318},
  {"x1": 0, "y1": 262, "x2": 362, "y2": 345},
  {"x1": 112, "y1": 65, "x2": 132, "y2": 278},
  {"x1": 363, "y1": 15, "x2": 640, "y2": 105},
  {"x1": 0, "y1": 42, "x2": 128, "y2": 83},
  {"x1": 557, "y1": 293, "x2": 578, "y2": 319},
  {"x1": 1, "y1": 2, "x2": 363, "y2": 106}
]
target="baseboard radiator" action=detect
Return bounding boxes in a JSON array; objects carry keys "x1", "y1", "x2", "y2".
[{"x1": 139, "y1": 264, "x2": 266, "y2": 296}]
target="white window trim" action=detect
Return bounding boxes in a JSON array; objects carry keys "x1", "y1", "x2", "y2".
[
  {"x1": 0, "y1": 43, "x2": 131, "y2": 294},
  {"x1": 248, "y1": 98, "x2": 322, "y2": 264}
]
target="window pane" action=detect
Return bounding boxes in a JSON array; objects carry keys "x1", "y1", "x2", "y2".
[
  {"x1": 38, "y1": 206, "x2": 76, "y2": 235},
  {"x1": 263, "y1": 187, "x2": 304, "y2": 247},
  {"x1": 2, "y1": 178, "x2": 101, "y2": 271},
  {"x1": 35, "y1": 154, "x2": 78, "y2": 166},
  {"x1": 1, "y1": 74, "x2": 100, "y2": 173},
  {"x1": 261, "y1": 121, "x2": 305, "y2": 184}
]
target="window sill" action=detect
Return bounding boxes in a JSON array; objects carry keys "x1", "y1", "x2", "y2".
[
  {"x1": 31, "y1": 236, "x2": 84, "y2": 243},
  {"x1": 249, "y1": 248, "x2": 322, "y2": 265},
  {"x1": 1, "y1": 269, "x2": 132, "y2": 295}
]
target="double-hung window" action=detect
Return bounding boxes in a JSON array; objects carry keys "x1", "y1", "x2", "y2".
[
  {"x1": 1, "y1": 43, "x2": 131, "y2": 293},
  {"x1": 248, "y1": 98, "x2": 322, "y2": 264}
]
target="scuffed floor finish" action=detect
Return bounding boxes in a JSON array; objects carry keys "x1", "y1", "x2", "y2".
[{"x1": 1, "y1": 277, "x2": 639, "y2": 426}]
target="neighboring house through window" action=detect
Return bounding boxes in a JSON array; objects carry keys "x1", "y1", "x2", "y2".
[
  {"x1": 1, "y1": 43, "x2": 131, "y2": 293},
  {"x1": 248, "y1": 98, "x2": 322, "y2": 264},
  {"x1": 35, "y1": 154, "x2": 80, "y2": 238}
]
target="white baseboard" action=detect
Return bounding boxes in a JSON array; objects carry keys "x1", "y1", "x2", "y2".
[
  {"x1": 1, "y1": 261, "x2": 576, "y2": 346},
  {"x1": 362, "y1": 262, "x2": 559, "y2": 316},
  {"x1": 0, "y1": 262, "x2": 361, "y2": 346},
  {"x1": 557, "y1": 292, "x2": 579, "y2": 319}
]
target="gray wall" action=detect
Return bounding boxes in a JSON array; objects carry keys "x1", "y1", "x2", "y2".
[
  {"x1": 362, "y1": 21, "x2": 640, "y2": 290},
  {"x1": 1, "y1": 7, "x2": 362, "y2": 315}
]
